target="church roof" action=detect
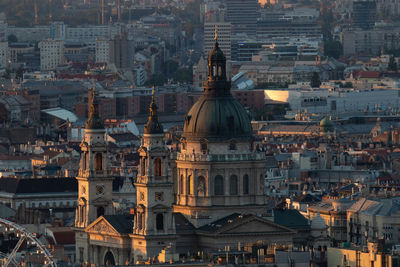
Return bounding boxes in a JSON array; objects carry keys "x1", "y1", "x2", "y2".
[
  {"x1": 182, "y1": 38, "x2": 252, "y2": 141},
  {"x1": 143, "y1": 91, "x2": 163, "y2": 134},
  {"x1": 103, "y1": 215, "x2": 133, "y2": 234},
  {"x1": 0, "y1": 177, "x2": 77, "y2": 194},
  {"x1": 273, "y1": 209, "x2": 310, "y2": 230},
  {"x1": 197, "y1": 213, "x2": 295, "y2": 235},
  {"x1": 311, "y1": 214, "x2": 327, "y2": 230},
  {"x1": 173, "y1": 213, "x2": 195, "y2": 232}
]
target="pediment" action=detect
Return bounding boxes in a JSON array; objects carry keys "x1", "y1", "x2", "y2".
[
  {"x1": 149, "y1": 146, "x2": 167, "y2": 153},
  {"x1": 92, "y1": 196, "x2": 110, "y2": 204},
  {"x1": 86, "y1": 217, "x2": 119, "y2": 235},
  {"x1": 152, "y1": 203, "x2": 169, "y2": 210},
  {"x1": 219, "y1": 216, "x2": 295, "y2": 235}
]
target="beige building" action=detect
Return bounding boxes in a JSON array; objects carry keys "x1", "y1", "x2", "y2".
[
  {"x1": 328, "y1": 242, "x2": 400, "y2": 267},
  {"x1": 347, "y1": 197, "x2": 400, "y2": 245},
  {"x1": 39, "y1": 39, "x2": 64, "y2": 71},
  {"x1": 308, "y1": 197, "x2": 354, "y2": 243}
]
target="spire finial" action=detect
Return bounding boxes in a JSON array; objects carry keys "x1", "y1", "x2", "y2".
[
  {"x1": 85, "y1": 79, "x2": 104, "y2": 129},
  {"x1": 144, "y1": 86, "x2": 163, "y2": 134},
  {"x1": 214, "y1": 25, "x2": 218, "y2": 41}
]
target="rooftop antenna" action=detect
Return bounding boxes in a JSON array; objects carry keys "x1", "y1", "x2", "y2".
[
  {"x1": 117, "y1": 0, "x2": 121, "y2": 22},
  {"x1": 34, "y1": 1, "x2": 38, "y2": 25},
  {"x1": 101, "y1": 0, "x2": 105, "y2": 25},
  {"x1": 49, "y1": 0, "x2": 53, "y2": 20}
]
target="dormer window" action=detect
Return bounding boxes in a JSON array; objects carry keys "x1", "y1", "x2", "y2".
[
  {"x1": 229, "y1": 140, "x2": 237, "y2": 150},
  {"x1": 201, "y1": 143, "x2": 208, "y2": 154}
]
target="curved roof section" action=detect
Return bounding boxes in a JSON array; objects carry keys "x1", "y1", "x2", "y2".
[{"x1": 42, "y1": 108, "x2": 78, "y2": 122}]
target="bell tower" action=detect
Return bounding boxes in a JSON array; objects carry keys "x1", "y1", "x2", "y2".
[
  {"x1": 74, "y1": 83, "x2": 114, "y2": 264},
  {"x1": 131, "y1": 90, "x2": 176, "y2": 262}
]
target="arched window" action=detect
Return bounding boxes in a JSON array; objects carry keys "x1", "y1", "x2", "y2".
[
  {"x1": 188, "y1": 175, "x2": 193, "y2": 195},
  {"x1": 243, "y1": 174, "x2": 249, "y2": 195},
  {"x1": 81, "y1": 152, "x2": 87, "y2": 169},
  {"x1": 97, "y1": 206, "x2": 105, "y2": 218},
  {"x1": 138, "y1": 213, "x2": 143, "y2": 230},
  {"x1": 141, "y1": 158, "x2": 146, "y2": 176},
  {"x1": 214, "y1": 175, "x2": 224, "y2": 195},
  {"x1": 95, "y1": 153, "x2": 102, "y2": 170},
  {"x1": 230, "y1": 175, "x2": 238, "y2": 195},
  {"x1": 201, "y1": 142, "x2": 207, "y2": 152},
  {"x1": 197, "y1": 176, "x2": 206, "y2": 196},
  {"x1": 180, "y1": 175, "x2": 184, "y2": 194},
  {"x1": 154, "y1": 158, "x2": 162, "y2": 176},
  {"x1": 156, "y1": 213, "x2": 164, "y2": 230}
]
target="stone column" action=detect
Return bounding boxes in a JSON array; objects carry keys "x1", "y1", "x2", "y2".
[{"x1": 93, "y1": 245, "x2": 98, "y2": 266}]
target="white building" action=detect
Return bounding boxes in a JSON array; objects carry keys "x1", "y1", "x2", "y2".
[
  {"x1": 39, "y1": 39, "x2": 64, "y2": 71},
  {"x1": 95, "y1": 38, "x2": 113, "y2": 64},
  {"x1": 204, "y1": 22, "x2": 232, "y2": 60},
  {"x1": 263, "y1": 87, "x2": 400, "y2": 117},
  {"x1": 66, "y1": 25, "x2": 112, "y2": 49},
  {"x1": 50, "y1": 21, "x2": 66, "y2": 40}
]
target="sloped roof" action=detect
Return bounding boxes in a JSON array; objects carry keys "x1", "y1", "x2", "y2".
[
  {"x1": 103, "y1": 215, "x2": 133, "y2": 234},
  {"x1": 173, "y1": 213, "x2": 195, "y2": 232},
  {"x1": 292, "y1": 194, "x2": 321, "y2": 203},
  {"x1": 41, "y1": 108, "x2": 78, "y2": 122},
  {"x1": 273, "y1": 209, "x2": 310, "y2": 230},
  {"x1": 0, "y1": 177, "x2": 77, "y2": 194},
  {"x1": 197, "y1": 213, "x2": 295, "y2": 234}
]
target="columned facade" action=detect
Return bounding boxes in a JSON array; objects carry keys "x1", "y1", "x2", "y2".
[{"x1": 173, "y1": 37, "x2": 267, "y2": 227}]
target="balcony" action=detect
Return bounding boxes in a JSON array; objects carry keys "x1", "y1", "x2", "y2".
[
  {"x1": 176, "y1": 152, "x2": 266, "y2": 162},
  {"x1": 78, "y1": 169, "x2": 110, "y2": 177}
]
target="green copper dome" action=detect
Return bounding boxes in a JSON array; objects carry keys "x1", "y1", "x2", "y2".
[
  {"x1": 182, "y1": 95, "x2": 252, "y2": 141},
  {"x1": 182, "y1": 39, "x2": 252, "y2": 141},
  {"x1": 320, "y1": 116, "x2": 333, "y2": 132}
]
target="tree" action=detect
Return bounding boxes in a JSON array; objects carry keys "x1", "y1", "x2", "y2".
[
  {"x1": 144, "y1": 74, "x2": 167, "y2": 86},
  {"x1": 7, "y1": 34, "x2": 17, "y2": 43},
  {"x1": 174, "y1": 67, "x2": 193, "y2": 83},
  {"x1": 16, "y1": 67, "x2": 23, "y2": 79},
  {"x1": 311, "y1": 72, "x2": 321, "y2": 88},
  {"x1": 388, "y1": 56, "x2": 398, "y2": 71},
  {"x1": 342, "y1": 82, "x2": 353, "y2": 88},
  {"x1": 324, "y1": 40, "x2": 343, "y2": 59},
  {"x1": 163, "y1": 60, "x2": 179, "y2": 78},
  {"x1": 3, "y1": 68, "x2": 10, "y2": 79}
]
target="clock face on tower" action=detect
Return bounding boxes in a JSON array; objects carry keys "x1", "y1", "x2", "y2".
[
  {"x1": 140, "y1": 192, "x2": 145, "y2": 201},
  {"x1": 96, "y1": 185, "x2": 104, "y2": 195}
]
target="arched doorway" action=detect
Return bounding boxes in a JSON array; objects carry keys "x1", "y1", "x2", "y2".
[
  {"x1": 97, "y1": 206, "x2": 105, "y2": 218},
  {"x1": 104, "y1": 251, "x2": 115, "y2": 266}
]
